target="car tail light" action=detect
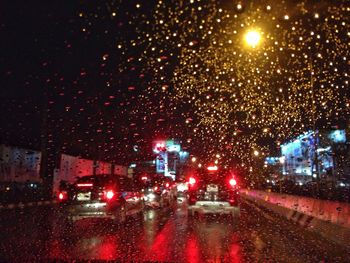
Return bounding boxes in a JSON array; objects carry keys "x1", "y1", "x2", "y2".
[
  {"x1": 228, "y1": 191, "x2": 239, "y2": 206},
  {"x1": 165, "y1": 183, "x2": 170, "y2": 188},
  {"x1": 188, "y1": 194, "x2": 197, "y2": 205},
  {"x1": 188, "y1": 177, "x2": 196, "y2": 186},
  {"x1": 58, "y1": 191, "x2": 67, "y2": 202},
  {"x1": 104, "y1": 190, "x2": 115, "y2": 201},
  {"x1": 77, "y1": 183, "x2": 93, "y2": 187},
  {"x1": 229, "y1": 178, "x2": 237, "y2": 187},
  {"x1": 229, "y1": 198, "x2": 237, "y2": 206},
  {"x1": 154, "y1": 186, "x2": 159, "y2": 191}
]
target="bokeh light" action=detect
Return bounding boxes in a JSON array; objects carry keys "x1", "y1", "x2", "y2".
[{"x1": 244, "y1": 30, "x2": 261, "y2": 48}]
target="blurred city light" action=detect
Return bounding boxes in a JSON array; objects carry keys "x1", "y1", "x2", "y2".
[{"x1": 245, "y1": 30, "x2": 261, "y2": 48}]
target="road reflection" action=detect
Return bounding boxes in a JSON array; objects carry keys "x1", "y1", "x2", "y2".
[
  {"x1": 1, "y1": 205, "x2": 244, "y2": 262},
  {"x1": 186, "y1": 233, "x2": 201, "y2": 263},
  {"x1": 2, "y1": 201, "x2": 349, "y2": 262},
  {"x1": 187, "y1": 216, "x2": 243, "y2": 262}
]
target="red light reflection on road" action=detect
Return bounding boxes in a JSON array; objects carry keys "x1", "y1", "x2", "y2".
[
  {"x1": 186, "y1": 234, "x2": 201, "y2": 263},
  {"x1": 49, "y1": 240, "x2": 69, "y2": 261},
  {"x1": 228, "y1": 233, "x2": 243, "y2": 263},
  {"x1": 146, "y1": 219, "x2": 175, "y2": 261},
  {"x1": 99, "y1": 235, "x2": 118, "y2": 260}
]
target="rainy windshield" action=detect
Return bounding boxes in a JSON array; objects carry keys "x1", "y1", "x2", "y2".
[{"x1": 1, "y1": 1, "x2": 350, "y2": 262}]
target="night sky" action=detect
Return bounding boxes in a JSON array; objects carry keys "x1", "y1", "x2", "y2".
[{"x1": 0, "y1": 1, "x2": 349, "y2": 168}]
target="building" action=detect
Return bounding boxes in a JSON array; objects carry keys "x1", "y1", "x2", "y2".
[
  {"x1": 153, "y1": 139, "x2": 189, "y2": 180},
  {"x1": 266, "y1": 129, "x2": 349, "y2": 184}
]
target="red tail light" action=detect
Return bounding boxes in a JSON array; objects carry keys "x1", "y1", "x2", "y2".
[
  {"x1": 188, "y1": 194, "x2": 197, "y2": 205},
  {"x1": 188, "y1": 177, "x2": 196, "y2": 186},
  {"x1": 165, "y1": 183, "x2": 170, "y2": 188},
  {"x1": 229, "y1": 198, "x2": 237, "y2": 206},
  {"x1": 77, "y1": 183, "x2": 93, "y2": 187},
  {"x1": 229, "y1": 178, "x2": 237, "y2": 187},
  {"x1": 58, "y1": 191, "x2": 67, "y2": 202},
  {"x1": 104, "y1": 190, "x2": 115, "y2": 201},
  {"x1": 154, "y1": 186, "x2": 159, "y2": 191}
]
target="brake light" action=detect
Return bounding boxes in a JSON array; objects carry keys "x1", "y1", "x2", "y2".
[
  {"x1": 188, "y1": 194, "x2": 197, "y2": 205},
  {"x1": 104, "y1": 190, "x2": 115, "y2": 201},
  {"x1": 229, "y1": 178, "x2": 237, "y2": 187},
  {"x1": 77, "y1": 183, "x2": 93, "y2": 187},
  {"x1": 154, "y1": 186, "x2": 159, "y2": 191},
  {"x1": 188, "y1": 177, "x2": 196, "y2": 186},
  {"x1": 105, "y1": 190, "x2": 115, "y2": 200},
  {"x1": 165, "y1": 183, "x2": 170, "y2": 188},
  {"x1": 58, "y1": 191, "x2": 67, "y2": 201},
  {"x1": 229, "y1": 198, "x2": 237, "y2": 206}
]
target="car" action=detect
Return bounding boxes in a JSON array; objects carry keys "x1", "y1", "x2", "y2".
[
  {"x1": 141, "y1": 176, "x2": 173, "y2": 208},
  {"x1": 187, "y1": 170, "x2": 240, "y2": 219},
  {"x1": 57, "y1": 174, "x2": 144, "y2": 224},
  {"x1": 175, "y1": 191, "x2": 187, "y2": 203}
]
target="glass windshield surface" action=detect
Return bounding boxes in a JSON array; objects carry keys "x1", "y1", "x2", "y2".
[{"x1": 1, "y1": 1, "x2": 349, "y2": 262}]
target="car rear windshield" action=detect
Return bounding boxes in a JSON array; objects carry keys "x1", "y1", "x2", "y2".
[
  {"x1": 75, "y1": 175, "x2": 135, "y2": 191},
  {"x1": 196, "y1": 172, "x2": 230, "y2": 185}
]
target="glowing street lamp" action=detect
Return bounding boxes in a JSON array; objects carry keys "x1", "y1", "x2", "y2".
[
  {"x1": 244, "y1": 30, "x2": 261, "y2": 48},
  {"x1": 253, "y1": 150, "x2": 260, "y2": 157}
]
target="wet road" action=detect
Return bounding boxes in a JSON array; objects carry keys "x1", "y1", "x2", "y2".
[{"x1": 0, "y1": 199, "x2": 349, "y2": 262}]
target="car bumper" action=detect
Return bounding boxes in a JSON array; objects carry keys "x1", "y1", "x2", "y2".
[
  {"x1": 188, "y1": 201, "x2": 239, "y2": 215},
  {"x1": 60, "y1": 202, "x2": 117, "y2": 221}
]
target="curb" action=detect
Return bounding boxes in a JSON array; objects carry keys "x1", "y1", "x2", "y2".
[{"x1": 0, "y1": 200, "x2": 58, "y2": 210}]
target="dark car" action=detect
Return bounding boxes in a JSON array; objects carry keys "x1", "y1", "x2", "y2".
[
  {"x1": 187, "y1": 170, "x2": 240, "y2": 219},
  {"x1": 57, "y1": 174, "x2": 144, "y2": 224}
]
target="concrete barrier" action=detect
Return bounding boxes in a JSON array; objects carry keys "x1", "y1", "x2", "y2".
[
  {"x1": 241, "y1": 189, "x2": 350, "y2": 247},
  {"x1": 241, "y1": 189, "x2": 350, "y2": 229}
]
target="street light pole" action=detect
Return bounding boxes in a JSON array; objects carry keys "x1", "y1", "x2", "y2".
[{"x1": 310, "y1": 59, "x2": 320, "y2": 195}]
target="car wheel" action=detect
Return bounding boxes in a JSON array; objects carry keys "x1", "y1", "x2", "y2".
[
  {"x1": 234, "y1": 207, "x2": 241, "y2": 218},
  {"x1": 116, "y1": 205, "x2": 126, "y2": 225},
  {"x1": 187, "y1": 209, "x2": 195, "y2": 219},
  {"x1": 230, "y1": 208, "x2": 240, "y2": 223},
  {"x1": 137, "y1": 209, "x2": 144, "y2": 222}
]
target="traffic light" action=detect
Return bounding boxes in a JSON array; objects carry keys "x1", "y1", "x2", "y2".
[{"x1": 154, "y1": 142, "x2": 166, "y2": 153}]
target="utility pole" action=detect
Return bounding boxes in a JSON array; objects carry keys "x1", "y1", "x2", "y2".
[
  {"x1": 39, "y1": 91, "x2": 48, "y2": 188},
  {"x1": 310, "y1": 60, "x2": 320, "y2": 196}
]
